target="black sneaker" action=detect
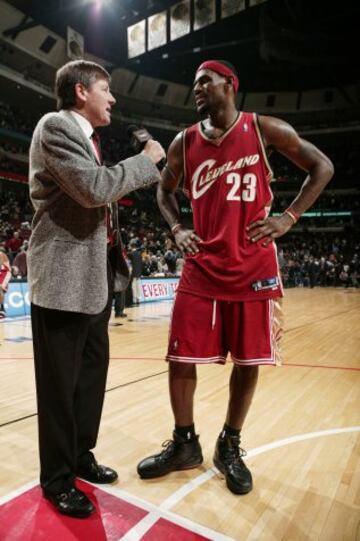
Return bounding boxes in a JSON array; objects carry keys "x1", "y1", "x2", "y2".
[
  {"x1": 213, "y1": 433, "x2": 253, "y2": 494},
  {"x1": 137, "y1": 432, "x2": 203, "y2": 479}
]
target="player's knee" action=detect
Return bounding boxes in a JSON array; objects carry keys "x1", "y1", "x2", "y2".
[
  {"x1": 234, "y1": 364, "x2": 259, "y2": 378},
  {"x1": 169, "y1": 361, "x2": 196, "y2": 379}
]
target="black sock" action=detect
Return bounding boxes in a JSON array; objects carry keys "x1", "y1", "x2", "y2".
[
  {"x1": 175, "y1": 424, "x2": 196, "y2": 441},
  {"x1": 221, "y1": 424, "x2": 240, "y2": 438}
]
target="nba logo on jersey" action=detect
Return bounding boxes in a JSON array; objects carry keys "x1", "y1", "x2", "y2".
[{"x1": 243, "y1": 123, "x2": 249, "y2": 132}]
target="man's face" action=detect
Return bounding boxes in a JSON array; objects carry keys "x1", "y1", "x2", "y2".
[
  {"x1": 193, "y1": 69, "x2": 228, "y2": 114},
  {"x1": 79, "y1": 77, "x2": 116, "y2": 127}
]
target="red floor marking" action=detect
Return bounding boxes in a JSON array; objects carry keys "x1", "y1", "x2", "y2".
[
  {"x1": 111, "y1": 357, "x2": 164, "y2": 361},
  {"x1": 0, "y1": 481, "x2": 208, "y2": 540},
  {"x1": 0, "y1": 480, "x2": 147, "y2": 541},
  {"x1": 0, "y1": 356, "x2": 358, "y2": 372},
  {"x1": 143, "y1": 518, "x2": 210, "y2": 540},
  {"x1": 282, "y1": 363, "x2": 360, "y2": 372}
]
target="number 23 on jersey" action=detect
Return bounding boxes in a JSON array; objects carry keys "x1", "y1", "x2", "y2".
[{"x1": 226, "y1": 172, "x2": 257, "y2": 202}]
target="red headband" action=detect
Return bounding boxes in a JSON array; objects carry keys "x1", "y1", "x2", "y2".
[{"x1": 196, "y1": 60, "x2": 239, "y2": 93}]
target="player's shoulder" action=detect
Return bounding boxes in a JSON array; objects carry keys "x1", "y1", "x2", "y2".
[
  {"x1": 182, "y1": 121, "x2": 201, "y2": 145},
  {"x1": 169, "y1": 128, "x2": 190, "y2": 153},
  {"x1": 257, "y1": 114, "x2": 292, "y2": 131}
]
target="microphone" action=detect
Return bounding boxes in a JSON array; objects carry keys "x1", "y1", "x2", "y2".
[
  {"x1": 127, "y1": 124, "x2": 165, "y2": 170},
  {"x1": 127, "y1": 125, "x2": 151, "y2": 152}
]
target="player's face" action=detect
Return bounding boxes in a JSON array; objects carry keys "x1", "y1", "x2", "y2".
[
  {"x1": 193, "y1": 69, "x2": 227, "y2": 114},
  {"x1": 79, "y1": 77, "x2": 116, "y2": 127}
]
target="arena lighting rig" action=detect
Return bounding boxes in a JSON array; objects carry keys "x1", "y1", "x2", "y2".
[
  {"x1": 127, "y1": 0, "x2": 267, "y2": 59},
  {"x1": 88, "y1": 0, "x2": 113, "y2": 7}
]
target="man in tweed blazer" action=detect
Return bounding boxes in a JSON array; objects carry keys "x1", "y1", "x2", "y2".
[{"x1": 28, "y1": 60, "x2": 165, "y2": 518}]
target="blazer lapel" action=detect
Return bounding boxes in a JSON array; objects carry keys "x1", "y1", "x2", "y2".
[{"x1": 59, "y1": 110, "x2": 100, "y2": 165}]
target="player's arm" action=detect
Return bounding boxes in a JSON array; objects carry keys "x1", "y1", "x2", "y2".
[
  {"x1": 248, "y1": 115, "x2": 334, "y2": 245},
  {"x1": 157, "y1": 132, "x2": 201, "y2": 254}
]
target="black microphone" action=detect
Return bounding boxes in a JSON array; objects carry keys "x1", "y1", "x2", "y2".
[{"x1": 127, "y1": 124, "x2": 165, "y2": 170}]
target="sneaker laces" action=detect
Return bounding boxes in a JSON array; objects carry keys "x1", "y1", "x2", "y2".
[
  {"x1": 222, "y1": 435, "x2": 247, "y2": 464},
  {"x1": 158, "y1": 439, "x2": 177, "y2": 461}
]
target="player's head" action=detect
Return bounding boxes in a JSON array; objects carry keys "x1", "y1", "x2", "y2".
[{"x1": 193, "y1": 60, "x2": 239, "y2": 114}]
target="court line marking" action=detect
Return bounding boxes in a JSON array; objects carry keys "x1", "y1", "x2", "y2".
[
  {"x1": 104, "y1": 485, "x2": 234, "y2": 541},
  {"x1": 0, "y1": 427, "x2": 359, "y2": 540},
  {"x1": 0, "y1": 357, "x2": 359, "y2": 428},
  {"x1": 0, "y1": 316, "x2": 30, "y2": 323},
  {"x1": 285, "y1": 306, "x2": 359, "y2": 333},
  {"x1": 0, "y1": 355, "x2": 359, "y2": 372},
  {"x1": 0, "y1": 479, "x2": 38, "y2": 505},
  {"x1": 0, "y1": 479, "x2": 231, "y2": 541},
  {"x1": 283, "y1": 362, "x2": 360, "y2": 372},
  {"x1": 108, "y1": 426, "x2": 360, "y2": 540}
]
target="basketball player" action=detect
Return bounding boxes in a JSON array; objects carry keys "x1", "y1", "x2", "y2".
[{"x1": 137, "y1": 60, "x2": 334, "y2": 494}]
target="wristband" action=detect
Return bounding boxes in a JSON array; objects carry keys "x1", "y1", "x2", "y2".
[
  {"x1": 284, "y1": 208, "x2": 300, "y2": 224},
  {"x1": 171, "y1": 223, "x2": 182, "y2": 235}
]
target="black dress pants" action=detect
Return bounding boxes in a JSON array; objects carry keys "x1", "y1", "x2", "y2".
[{"x1": 31, "y1": 288, "x2": 112, "y2": 493}]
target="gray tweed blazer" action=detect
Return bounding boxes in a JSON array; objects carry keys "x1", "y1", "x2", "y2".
[{"x1": 27, "y1": 109, "x2": 160, "y2": 314}]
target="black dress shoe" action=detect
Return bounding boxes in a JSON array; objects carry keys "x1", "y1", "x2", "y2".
[
  {"x1": 44, "y1": 486, "x2": 95, "y2": 518},
  {"x1": 137, "y1": 432, "x2": 203, "y2": 479},
  {"x1": 77, "y1": 457, "x2": 118, "y2": 484}
]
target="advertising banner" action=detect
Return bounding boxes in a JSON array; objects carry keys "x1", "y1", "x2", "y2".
[
  {"x1": 140, "y1": 278, "x2": 179, "y2": 302},
  {"x1": 4, "y1": 281, "x2": 30, "y2": 317},
  {"x1": 3, "y1": 278, "x2": 180, "y2": 318}
]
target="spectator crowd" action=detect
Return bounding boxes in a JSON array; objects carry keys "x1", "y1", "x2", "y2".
[{"x1": 0, "y1": 99, "x2": 358, "y2": 299}]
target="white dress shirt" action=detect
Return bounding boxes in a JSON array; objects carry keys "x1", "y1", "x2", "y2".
[{"x1": 69, "y1": 110, "x2": 100, "y2": 163}]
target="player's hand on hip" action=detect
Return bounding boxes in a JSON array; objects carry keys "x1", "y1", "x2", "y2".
[
  {"x1": 142, "y1": 140, "x2": 166, "y2": 164},
  {"x1": 247, "y1": 214, "x2": 294, "y2": 246},
  {"x1": 174, "y1": 228, "x2": 201, "y2": 255}
]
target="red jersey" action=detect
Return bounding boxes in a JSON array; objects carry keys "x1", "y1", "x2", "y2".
[
  {"x1": 179, "y1": 111, "x2": 283, "y2": 301},
  {"x1": 0, "y1": 260, "x2": 11, "y2": 292}
]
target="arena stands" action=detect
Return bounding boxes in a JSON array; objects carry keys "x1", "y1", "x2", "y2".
[{"x1": 0, "y1": 96, "x2": 358, "y2": 290}]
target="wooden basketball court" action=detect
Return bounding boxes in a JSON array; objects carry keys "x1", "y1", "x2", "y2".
[{"x1": 0, "y1": 288, "x2": 359, "y2": 540}]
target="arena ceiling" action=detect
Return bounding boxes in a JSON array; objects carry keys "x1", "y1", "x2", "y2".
[{"x1": 4, "y1": 0, "x2": 359, "y2": 93}]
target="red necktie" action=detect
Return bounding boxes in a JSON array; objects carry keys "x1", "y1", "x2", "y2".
[{"x1": 91, "y1": 131, "x2": 102, "y2": 164}]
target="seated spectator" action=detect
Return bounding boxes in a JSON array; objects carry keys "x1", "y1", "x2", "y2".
[
  {"x1": 142, "y1": 254, "x2": 152, "y2": 277},
  {"x1": 5, "y1": 230, "x2": 23, "y2": 262},
  {"x1": 164, "y1": 248, "x2": 177, "y2": 274},
  {"x1": 158, "y1": 256, "x2": 168, "y2": 275},
  {"x1": 149, "y1": 255, "x2": 160, "y2": 275},
  {"x1": 338, "y1": 264, "x2": 351, "y2": 287}
]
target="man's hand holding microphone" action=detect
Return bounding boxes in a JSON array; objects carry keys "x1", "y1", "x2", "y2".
[
  {"x1": 128, "y1": 125, "x2": 166, "y2": 170},
  {"x1": 142, "y1": 139, "x2": 165, "y2": 167}
]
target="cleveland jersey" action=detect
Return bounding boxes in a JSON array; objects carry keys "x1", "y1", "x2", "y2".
[{"x1": 178, "y1": 111, "x2": 283, "y2": 301}]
